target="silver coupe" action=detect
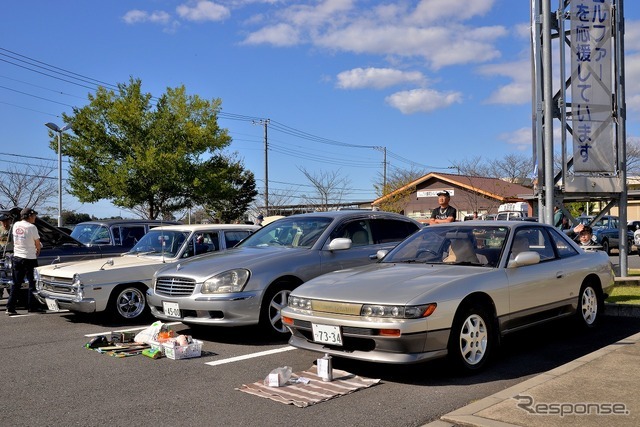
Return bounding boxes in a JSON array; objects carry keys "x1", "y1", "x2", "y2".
[{"x1": 282, "y1": 221, "x2": 615, "y2": 372}]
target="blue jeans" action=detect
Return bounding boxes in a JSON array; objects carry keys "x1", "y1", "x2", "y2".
[{"x1": 7, "y1": 257, "x2": 38, "y2": 311}]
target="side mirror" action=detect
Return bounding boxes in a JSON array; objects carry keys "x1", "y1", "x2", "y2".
[
  {"x1": 507, "y1": 251, "x2": 540, "y2": 268},
  {"x1": 327, "y1": 237, "x2": 352, "y2": 251},
  {"x1": 376, "y1": 249, "x2": 388, "y2": 260}
]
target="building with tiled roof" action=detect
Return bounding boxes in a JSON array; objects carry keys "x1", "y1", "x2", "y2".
[{"x1": 372, "y1": 172, "x2": 534, "y2": 223}]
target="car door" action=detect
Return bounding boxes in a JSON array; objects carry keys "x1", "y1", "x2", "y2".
[{"x1": 505, "y1": 226, "x2": 577, "y2": 330}]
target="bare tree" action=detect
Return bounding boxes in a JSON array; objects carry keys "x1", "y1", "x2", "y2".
[
  {"x1": 298, "y1": 167, "x2": 351, "y2": 211},
  {"x1": 374, "y1": 166, "x2": 426, "y2": 213},
  {"x1": 487, "y1": 153, "x2": 535, "y2": 183},
  {"x1": 0, "y1": 163, "x2": 57, "y2": 210}
]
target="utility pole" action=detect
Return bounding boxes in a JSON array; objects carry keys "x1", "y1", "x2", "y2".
[
  {"x1": 253, "y1": 119, "x2": 270, "y2": 215},
  {"x1": 374, "y1": 146, "x2": 387, "y2": 194}
]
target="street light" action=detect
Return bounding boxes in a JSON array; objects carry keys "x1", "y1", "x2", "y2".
[{"x1": 45, "y1": 122, "x2": 72, "y2": 227}]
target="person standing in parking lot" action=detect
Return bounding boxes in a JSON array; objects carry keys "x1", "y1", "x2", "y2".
[
  {"x1": 429, "y1": 191, "x2": 457, "y2": 224},
  {"x1": 6, "y1": 208, "x2": 42, "y2": 315}
]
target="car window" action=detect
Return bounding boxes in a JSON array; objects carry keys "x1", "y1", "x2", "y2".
[
  {"x1": 369, "y1": 218, "x2": 419, "y2": 244},
  {"x1": 224, "y1": 231, "x2": 251, "y2": 248},
  {"x1": 120, "y1": 226, "x2": 146, "y2": 246},
  {"x1": 547, "y1": 228, "x2": 580, "y2": 258},
  {"x1": 511, "y1": 228, "x2": 556, "y2": 262},
  {"x1": 384, "y1": 225, "x2": 508, "y2": 268},
  {"x1": 330, "y1": 220, "x2": 371, "y2": 247},
  {"x1": 239, "y1": 217, "x2": 332, "y2": 248}
]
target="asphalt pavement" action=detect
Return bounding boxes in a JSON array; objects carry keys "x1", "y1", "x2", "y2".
[{"x1": 427, "y1": 278, "x2": 640, "y2": 427}]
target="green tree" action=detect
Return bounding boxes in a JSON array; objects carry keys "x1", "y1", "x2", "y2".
[
  {"x1": 53, "y1": 78, "x2": 256, "y2": 219},
  {"x1": 204, "y1": 162, "x2": 258, "y2": 223}
]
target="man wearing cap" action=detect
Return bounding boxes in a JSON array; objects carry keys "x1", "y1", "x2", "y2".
[
  {"x1": 6, "y1": 207, "x2": 42, "y2": 315},
  {"x1": 255, "y1": 214, "x2": 264, "y2": 227},
  {"x1": 429, "y1": 191, "x2": 457, "y2": 225}
]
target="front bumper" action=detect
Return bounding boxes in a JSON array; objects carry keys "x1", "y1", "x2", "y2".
[
  {"x1": 35, "y1": 290, "x2": 96, "y2": 313},
  {"x1": 286, "y1": 318, "x2": 450, "y2": 364},
  {"x1": 146, "y1": 289, "x2": 262, "y2": 326}
]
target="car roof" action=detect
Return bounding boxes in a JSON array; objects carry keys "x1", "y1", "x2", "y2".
[
  {"x1": 148, "y1": 224, "x2": 260, "y2": 232},
  {"x1": 73, "y1": 219, "x2": 181, "y2": 226},
  {"x1": 279, "y1": 210, "x2": 417, "y2": 221}
]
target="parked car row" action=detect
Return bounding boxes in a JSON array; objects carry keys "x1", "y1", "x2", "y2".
[{"x1": 4, "y1": 208, "x2": 616, "y2": 373}]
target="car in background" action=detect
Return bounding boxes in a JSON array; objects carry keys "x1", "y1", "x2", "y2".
[
  {"x1": 575, "y1": 215, "x2": 634, "y2": 255},
  {"x1": 34, "y1": 224, "x2": 258, "y2": 322},
  {"x1": 147, "y1": 211, "x2": 422, "y2": 335},
  {"x1": 70, "y1": 219, "x2": 180, "y2": 249},
  {"x1": 0, "y1": 207, "x2": 131, "y2": 295},
  {"x1": 282, "y1": 221, "x2": 614, "y2": 372}
]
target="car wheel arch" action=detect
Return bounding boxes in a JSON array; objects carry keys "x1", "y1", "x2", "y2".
[
  {"x1": 107, "y1": 282, "x2": 150, "y2": 322},
  {"x1": 447, "y1": 292, "x2": 499, "y2": 373},
  {"x1": 576, "y1": 275, "x2": 604, "y2": 328},
  {"x1": 259, "y1": 276, "x2": 304, "y2": 335}
]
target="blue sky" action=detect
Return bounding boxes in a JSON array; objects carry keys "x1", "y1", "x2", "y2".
[{"x1": 2, "y1": 0, "x2": 640, "y2": 218}]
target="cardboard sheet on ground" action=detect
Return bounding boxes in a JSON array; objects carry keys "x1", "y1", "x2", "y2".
[{"x1": 236, "y1": 365, "x2": 381, "y2": 407}]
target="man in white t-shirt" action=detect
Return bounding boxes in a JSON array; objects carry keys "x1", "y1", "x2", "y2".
[{"x1": 6, "y1": 207, "x2": 42, "y2": 315}]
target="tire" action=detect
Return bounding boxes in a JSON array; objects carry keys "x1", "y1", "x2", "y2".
[
  {"x1": 259, "y1": 283, "x2": 293, "y2": 336},
  {"x1": 576, "y1": 283, "x2": 602, "y2": 328},
  {"x1": 108, "y1": 285, "x2": 149, "y2": 322},
  {"x1": 601, "y1": 239, "x2": 610, "y2": 255},
  {"x1": 448, "y1": 304, "x2": 494, "y2": 372}
]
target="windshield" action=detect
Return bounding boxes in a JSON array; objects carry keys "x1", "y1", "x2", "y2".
[
  {"x1": 128, "y1": 230, "x2": 188, "y2": 258},
  {"x1": 70, "y1": 224, "x2": 110, "y2": 245},
  {"x1": 383, "y1": 225, "x2": 509, "y2": 268},
  {"x1": 238, "y1": 217, "x2": 333, "y2": 248}
]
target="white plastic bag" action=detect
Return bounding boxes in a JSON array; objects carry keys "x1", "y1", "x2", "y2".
[{"x1": 134, "y1": 321, "x2": 164, "y2": 344}]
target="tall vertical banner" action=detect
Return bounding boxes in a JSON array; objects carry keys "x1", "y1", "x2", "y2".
[{"x1": 571, "y1": 0, "x2": 615, "y2": 172}]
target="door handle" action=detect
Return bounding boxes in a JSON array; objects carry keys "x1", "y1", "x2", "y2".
[{"x1": 556, "y1": 271, "x2": 564, "y2": 279}]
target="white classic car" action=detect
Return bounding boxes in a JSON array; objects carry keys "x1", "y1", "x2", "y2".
[
  {"x1": 282, "y1": 221, "x2": 615, "y2": 372},
  {"x1": 34, "y1": 223, "x2": 258, "y2": 322}
]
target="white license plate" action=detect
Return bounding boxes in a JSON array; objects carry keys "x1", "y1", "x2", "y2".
[
  {"x1": 45, "y1": 298, "x2": 59, "y2": 311},
  {"x1": 162, "y1": 301, "x2": 181, "y2": 318},
  {"x1": 312, "y1": 323, "x2": 343, "y2": 346}
]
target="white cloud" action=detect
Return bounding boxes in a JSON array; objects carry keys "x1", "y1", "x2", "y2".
[
  {"x1": 498, "y1": 127, "x2": 532, "y2": 151},
  {"x1": 242, "y1": 23, "x2": 300, "y2": 46},
  {"x1": 122, "y1": 10, "x2": 171, "y2": 24},
  {"x1": 408, "y1": 0, "x2": 496, "y2": 25},
  {"x1": 336, "y1": 68, "x2": 426, "y2": 89},
  {"x1": 477, "y1": 59, "x2": 531, "y2": 105},
  {"x1": 176, "y1": 1, "x2": 230, "y2": 22},
  {"x1": 385, "y1": 88, "x2": 462, "y2": 114}
]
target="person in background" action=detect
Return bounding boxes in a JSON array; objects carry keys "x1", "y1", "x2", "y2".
[
  {"x1": 255, "y1": 214, "x2": 264, "y2": 227},
  {"x1": 429, "y1": 191, "x2": 456, "y2": 224},
  {"x1": 572, "y1": 224, "x2": 598, "y2": 249},
  {"x1": 0, "y1": 212, "x2": 12, "y2": 248},
  {"x1": 6, "y1": 207, "x2": 42, "y2": 315}
]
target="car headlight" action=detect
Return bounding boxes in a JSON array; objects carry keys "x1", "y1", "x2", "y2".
[
  {"x1": 361, "y1": 303, "x2": 437, "y2": 319},
  {"x1": 288, "y1": 295, "x2": 312, "y2": 310},
  {"x1": 202, "y1": 269, "x2": 250, "y2": 294},
  {"x1": 72, "y1": 274, "x2": 84, "y2": 299}
]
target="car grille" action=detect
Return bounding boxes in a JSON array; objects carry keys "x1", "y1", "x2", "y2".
[
  {"x1": 39, "y1": 275, "x2": 76, "y2": 295},
  {"x1": 155, "y1": 276, "x2": 196, "y2": 297}
]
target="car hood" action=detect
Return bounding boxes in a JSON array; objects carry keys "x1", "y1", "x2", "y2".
[
  {"x1": 291, "y1": 262, "x2": 493, "y2": 306},
  {"x1": 155, "y1": 246, "x2": 304, "y2": 278},
  {"x1": 37, "y1": 253, "x2": 174, "y2": 278}
]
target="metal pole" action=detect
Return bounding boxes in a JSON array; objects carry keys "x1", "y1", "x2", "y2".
[
  {"x1": 263, "y1": 119, "x2": 269, "y2": 216},
  {"x1": 616, "y1": 0, "x2": 628, "y2": 275},
  {"x1": 542, "y1": 0, "x2": 555, "y2": 225},
  {"x1": 57, "y1": 131, "x2": 62, "y2": 227}
]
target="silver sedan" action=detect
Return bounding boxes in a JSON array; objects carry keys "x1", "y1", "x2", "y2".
[{"x1": 282, "y1": 221, "x2": 615, "y2": 372}]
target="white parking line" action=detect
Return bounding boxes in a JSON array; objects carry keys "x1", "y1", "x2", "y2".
[
  {"x1": 205, "y1": 346, "x2": 297, "y2": 366},
  {"x1": 84, "y1": 322, "x2": 182, "y2": 337}
]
